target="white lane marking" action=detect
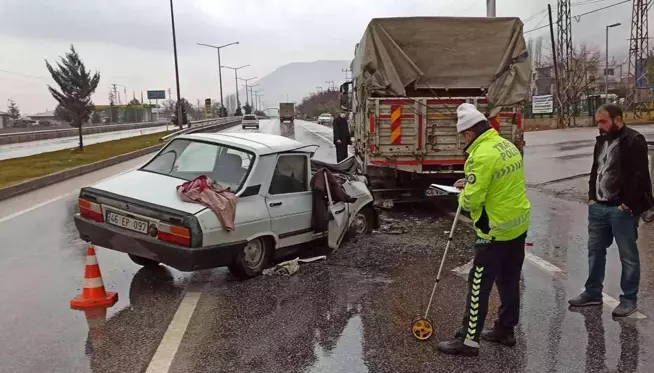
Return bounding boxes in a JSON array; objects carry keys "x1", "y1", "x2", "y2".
[
  {"x1": 0, "y1": 192, "x2": 75, "y2": 225},
  {"x1": 0, "y1": 165, "x2": 140, "y2": 224},
  {"x1": 145, "y1": 292, "x2": 201, "y2": 373},
  {"x1": 525, "y1": 253, "x2": 563, "y2": 273},
  {"x1": 296, "y1": 122, "x2": 335, "y2": 147}
]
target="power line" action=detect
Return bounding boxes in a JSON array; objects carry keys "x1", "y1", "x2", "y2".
[
  {"x1": 572, "y1": 0, "x2": 610, "y2": 6},
  {"x1": 524, "y1": 0, "x2": 630, "y2": 34},
  {"x1": 0, "y1": 69, "x2": 47, "y2": 80}
]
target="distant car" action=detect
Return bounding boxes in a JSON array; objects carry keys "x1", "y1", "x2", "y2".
[
  {"x1": 73, "y1": 133, "x2": 377, "y2": 279},
  {"x1": 317, "y1": 113, "x2": 333, "y2": 125},
  {"x1": 241, "y1": 114, "x2": 259, "y2": 129}
]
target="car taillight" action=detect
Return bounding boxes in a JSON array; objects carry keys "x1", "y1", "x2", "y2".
[
  {"x1": 79, "y1": 198, "x2": 104, "y2": 222},
  {"x1": 157, "y1": 222, "x2": 191, "y2": 246}
]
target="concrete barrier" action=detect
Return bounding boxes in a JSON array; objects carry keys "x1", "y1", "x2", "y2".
[
  {"x1": 0, "y1": 121, "x2": 170, "y2": 145},
  {"x1": 0, "y1": 116, "x2": 243, "y2": 202}
]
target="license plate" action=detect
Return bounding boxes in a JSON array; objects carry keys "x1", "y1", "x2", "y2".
[{"x1": 106, "y1": 211, "x2": 149, "y2": 234}]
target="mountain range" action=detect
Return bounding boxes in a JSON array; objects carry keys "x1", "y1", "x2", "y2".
[{"x1": 225, "y1": 60, "x2": 350, "y2": 113}]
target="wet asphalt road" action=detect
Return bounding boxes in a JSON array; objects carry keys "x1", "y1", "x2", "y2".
[
  {"x1": 1, "y1": 120, "x2": 654, "y2": 372},
  {"x1": 0, "y1": 124, "x2": 170, "y2": 160}
]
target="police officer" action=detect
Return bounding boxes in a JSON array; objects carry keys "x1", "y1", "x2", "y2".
[{"x1": 437, "y1": 103, "x2": 531, "y2": 357}]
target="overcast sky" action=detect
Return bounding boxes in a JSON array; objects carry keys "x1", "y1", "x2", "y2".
[{"x1": 0, "y1": 0, "x2": 640, "y2": 114}]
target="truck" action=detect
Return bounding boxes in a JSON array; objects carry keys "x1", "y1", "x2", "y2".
[
  {"x1": 340, "y1": 16, "x2": 531, "y2": 206},
  {"x1": 279, "y1": 103, "x2": 295, "y2": 123}
]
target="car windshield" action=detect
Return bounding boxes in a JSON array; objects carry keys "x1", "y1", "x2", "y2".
[
  {"x1": 141, "y1": 139, "x2": 254, "y2": 192},
  {"x1": 243, "y1": 114, "x2": 256, "y2": 119}
]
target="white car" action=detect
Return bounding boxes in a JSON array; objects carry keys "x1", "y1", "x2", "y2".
[
  {"x1": 317, "y1": 113, "x2": 333, "y2": 125},
  {"x1": 74, "y1": 133, "x2": 377, "y2": 279},
  {"x1": 241, "y1": 114, "x2": 259, "y2": 129}
]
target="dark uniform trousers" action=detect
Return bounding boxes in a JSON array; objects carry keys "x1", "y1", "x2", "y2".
[
  {"x1": 336, "y1": 144, "x2": 349, "y2": 163},
  {"x1": 460, "y1": 232, "x2": 527, "y2": 346}
]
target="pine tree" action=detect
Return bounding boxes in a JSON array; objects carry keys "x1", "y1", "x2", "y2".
[{"x1": 45, "y1": 45, "x2": 100, "y2": 150}]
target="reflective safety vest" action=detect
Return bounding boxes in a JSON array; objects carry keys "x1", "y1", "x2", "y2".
[{"x1": 458, "y1": 128, "x2": 530, "y2": 241}]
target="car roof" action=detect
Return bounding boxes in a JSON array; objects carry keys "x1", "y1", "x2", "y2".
[
  {"x1": 179, "y1": 132, "x2": 314, "y2": 155},
  {"x1": 319, "y1": 113, "x2": 332, "y2": 116}
]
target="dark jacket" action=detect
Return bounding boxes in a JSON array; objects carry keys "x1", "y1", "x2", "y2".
[
  {"x1": 589, "y1": 125, "x2": 654, "y2": 215},
  {"x1": 332, "y1": 116, "x2": 351, "y2": 145}
]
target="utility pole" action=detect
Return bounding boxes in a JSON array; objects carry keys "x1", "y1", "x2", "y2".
[
  {"x1": 169, "y1": 0, "x2": 184, "y2": 128},
  {"x1": 112, "y1": 84, "x2": 119, "y2": 105},
  {"x1": 548, "y1": 4, "x2": 562, "y2": 129},
  {"x1": 486, "y1": 0, "x2": 496, "y2": 17},
  {"x1": 557, "y1": 0, "x2": 573, "y2": 128},
  {"x1": 342, "y1": 68, "x2": 351, "y2": 81},
  {"x1": 197, "y1": 42, "x2": 240, "y2": 117},
  {"x1": 605, "y1": 23, "x2": 622, "y2": 103},
  {"x1": 626, "y1": 0, "x2": 649, "y2": 113}
]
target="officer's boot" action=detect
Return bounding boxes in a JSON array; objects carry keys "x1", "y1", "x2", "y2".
[
  {"x1": 437, "y1": 338, "x2": 479, "y2": 357},
  {"x1": 481, "y1": 326, "x2": 516, "y2": 347}
]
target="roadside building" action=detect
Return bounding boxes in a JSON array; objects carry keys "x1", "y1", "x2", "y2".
[
  {"x1": 28, "y1": 111, "x2": 61, "y2": 126},
  {"x1": 0, "y1": 111, "x2": 9, "y2": 129}
]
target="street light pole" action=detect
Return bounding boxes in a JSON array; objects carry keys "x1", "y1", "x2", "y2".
[
  {"x1": 486, "y1": 0, "x2": 496, "y2": 17},
  {"x1": 605, "y1": 23, "x2": 621, "y2": 103},
  {"x1": 197, "y1": 41, "x2": 239, "y2": 117},
  {"x1": 253, "y1": 90, "x2": 263, "y2": 111},
  {"x1": 247, "y1": 84, "x2": 260, "y2": 108},
  {"x1": 222, "y1": 65, "x2": 250, "y2": 113},
  {"x1": 238, "y1": 78, "x2": 257, "y2": 107},
  {"x1": 169, "y1": 0, "x2": 184, "y2": 128}
]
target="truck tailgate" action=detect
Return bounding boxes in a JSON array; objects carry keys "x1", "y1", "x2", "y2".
[{"x1": 365, "y1": 97, "x2": 520, "y2": 173}]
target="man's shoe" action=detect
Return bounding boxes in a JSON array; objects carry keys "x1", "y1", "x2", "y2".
[
  {"x1": 568, "y1": 293, "x2": 603, "y2": 307},
  {"x1": 437, "y1": 339, "x2": 479, "y2": 357},
  {"x1": 481, "y1": 328, "x2": 516, "y2": 347},
  {"x1": 612, "y1": 301, "x2": 637, "y2": 317}
]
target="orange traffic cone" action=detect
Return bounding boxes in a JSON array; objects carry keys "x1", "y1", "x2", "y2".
[{"x1": 70, "y1": 245, "x2": 118, "y2": 310}]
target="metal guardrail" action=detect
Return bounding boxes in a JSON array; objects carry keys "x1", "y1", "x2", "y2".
[
  {"x1": 160, "y1": 116, "x2": 240, "y2": 142},
  {"x1": 0, "y1": 121, "x2": 169, "y2": 138}
]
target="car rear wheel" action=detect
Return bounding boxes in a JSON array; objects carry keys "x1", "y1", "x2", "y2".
[
  {"x1": 228, "y1": 237, "x2": 271, "y2": 279},
  {"x1": 128, "y1": 254, "x2": 160, "y2": 267}
]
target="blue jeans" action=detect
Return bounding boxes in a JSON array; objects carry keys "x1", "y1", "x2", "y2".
[{"x1": 585, "y1": 203, "x2": 640, "y2": 303}]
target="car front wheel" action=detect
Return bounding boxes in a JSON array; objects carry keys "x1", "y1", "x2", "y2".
[
  {"x1": 348, "y1": 206, "x2": 375, "y2": 238},
  {"x1": 228, "y1": 237, "x2": 271, "y2": 279},
  {"x1": 128, "y1": 254, "x2": 160, "y2": 267}
]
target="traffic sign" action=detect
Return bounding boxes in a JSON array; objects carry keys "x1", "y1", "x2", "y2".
[{"x1": 147, "y1": 90, "x2": 166, "y2": 100}]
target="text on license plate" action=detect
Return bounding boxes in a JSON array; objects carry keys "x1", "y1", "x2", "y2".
[{"x1": 106, "y1": 211, "x2": 149, "y2": 234}]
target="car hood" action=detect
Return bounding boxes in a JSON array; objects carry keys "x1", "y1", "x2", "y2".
[{"x1": 88, "y1": 170, "x2": 206, "y2": 214}]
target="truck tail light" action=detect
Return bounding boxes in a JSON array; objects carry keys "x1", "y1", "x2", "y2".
[
  {"x1": 79, "y1": 198, "x2": 104, "y2": 222},
  {"x1": 157, "y1": 222, "x2": 191, "y2": 246}
]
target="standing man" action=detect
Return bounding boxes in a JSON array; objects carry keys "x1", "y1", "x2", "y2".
[
  {"x1": 332, "y1": 112, "x2": 351, "y2": 163},
  {"x1": 438, "y1": 103, "x2": 531, "y2": 357},
  {"x1": 568, "y1": 103, "x2": 653, "y2": 317}
]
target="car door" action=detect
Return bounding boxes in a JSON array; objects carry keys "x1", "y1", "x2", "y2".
[
  {"x1": 266, "y1": 153, "x2": 313, "y2": 248},
  {"x1": 318, "y1": 170, "x2": 351, "y2": 250}
]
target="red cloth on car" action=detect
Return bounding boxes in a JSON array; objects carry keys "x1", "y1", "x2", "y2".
[{"x1": 176, "y1": 175, "x2": 238, "y2": 231}]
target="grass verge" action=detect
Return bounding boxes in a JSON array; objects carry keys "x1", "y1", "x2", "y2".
[{"x1": 0, "y1": 131, "x2": 169, "y2": 189}]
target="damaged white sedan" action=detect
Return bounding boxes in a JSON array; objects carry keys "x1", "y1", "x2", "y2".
[{"x1": 74, "y1": 133, "x2": 377, "y2": 279}]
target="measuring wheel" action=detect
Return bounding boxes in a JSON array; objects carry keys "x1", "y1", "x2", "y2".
[{"x1": 411, "y1": 315, "x2": 434, "y2": 341}]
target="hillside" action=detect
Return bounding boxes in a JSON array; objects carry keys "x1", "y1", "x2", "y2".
[{"x1": 227, "y1": 60, "x2": 350, "y2": 113}]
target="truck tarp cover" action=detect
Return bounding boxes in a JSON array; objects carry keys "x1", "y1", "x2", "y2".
[{"x1": 352, "y1": 17, "x2": 531, "y2": 114}]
